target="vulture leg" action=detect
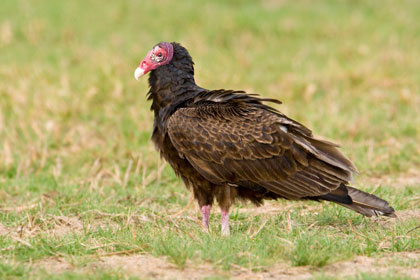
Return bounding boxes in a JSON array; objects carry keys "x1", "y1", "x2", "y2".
[
  {"x1": 192, "y1": 184, "x2": 214, "y2": 232},
  {"x1": 201, "y1": 205, "x2": 211, "y2": 231},
  {"x1": 221, "y1": 209, "x2": 230, "y2": 236},
  {"x1": 215, "y1": 185, "x2": 237, "y2": 236}
]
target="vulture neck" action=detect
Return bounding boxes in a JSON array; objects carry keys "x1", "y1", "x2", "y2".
[{"x1": 147, "y1": 63, "x2": 199, "y2": 128}]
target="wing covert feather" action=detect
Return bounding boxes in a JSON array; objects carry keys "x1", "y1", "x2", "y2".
[{"x1": 168, "y1": 103, "x2": 355, "y2": 198}]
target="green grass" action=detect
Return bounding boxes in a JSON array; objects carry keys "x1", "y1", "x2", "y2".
[{"x1": 1, "y1": 0, "x2": 420, "y2": 279}]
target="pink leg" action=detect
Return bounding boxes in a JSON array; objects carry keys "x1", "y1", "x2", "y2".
[
  {"x1": 201, "y1": 205, "x2": 211, "y2": 231},
  {"x1": 221, "y1": 210, "x2": 230, "y2": 236}
]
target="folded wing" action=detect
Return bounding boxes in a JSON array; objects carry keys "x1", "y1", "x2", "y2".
[{"x1": 167, "y1": 90, "x2": 357, "y2": 199}]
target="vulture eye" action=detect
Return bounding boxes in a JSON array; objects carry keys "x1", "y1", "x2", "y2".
[{"x1": 154, "y1": 52, "x2": 164, "y2": 62}]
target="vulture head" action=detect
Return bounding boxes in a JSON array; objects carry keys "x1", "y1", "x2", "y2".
[
  {"x1": 134, "y1": 42, "x2": 194, "y2": 81},
  {"x1": 134, "y1": 42, "x2": 174, "y2": 80}
]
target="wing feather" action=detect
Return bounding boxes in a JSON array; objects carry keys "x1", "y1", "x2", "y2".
[{"x1": 167, "y1": 93, "x2": 356, "y2": 199}]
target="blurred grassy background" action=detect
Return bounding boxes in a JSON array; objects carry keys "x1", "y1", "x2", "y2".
[{"x1": 1, "y1": 0, "x2": 420, "y2": 279}]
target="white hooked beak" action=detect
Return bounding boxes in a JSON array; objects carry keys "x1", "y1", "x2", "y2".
[{"x1": 134, "y1": 67, "x2": 145, "y2": 80}]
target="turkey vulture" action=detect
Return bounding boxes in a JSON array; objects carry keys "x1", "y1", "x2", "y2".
[{"x1": 134, "y1": 42, "x2": 395, "y2": 235}]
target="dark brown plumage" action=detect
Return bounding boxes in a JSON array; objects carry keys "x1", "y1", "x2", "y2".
[{"x1": 134, "y1": 42, "x2": 395, "y2": 235}]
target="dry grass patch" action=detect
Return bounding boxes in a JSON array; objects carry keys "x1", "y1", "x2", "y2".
[
  {"x1": 362, "y1": 169, "x2": 420, "y2": 189},
  {"x1": 34, "y1": 254, "x2": 229, "y2": 279}
]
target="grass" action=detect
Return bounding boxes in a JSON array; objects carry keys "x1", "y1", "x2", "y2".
[{"x1": 1, "y1": 0, "x2": 420, "y2": 279}]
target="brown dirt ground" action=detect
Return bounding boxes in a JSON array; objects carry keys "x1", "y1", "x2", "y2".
[{"x1": 32, "y1": 251, "x2": 420, "y2": 279}]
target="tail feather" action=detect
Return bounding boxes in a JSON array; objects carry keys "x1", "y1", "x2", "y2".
[
  {"x1": 319, "y1": 184, "x2": 396, "y2": 217},
  {"x1": 342, "y1": 186, "x2": 396, "y2": 217}
]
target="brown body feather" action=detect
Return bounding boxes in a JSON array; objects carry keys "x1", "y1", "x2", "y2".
[{"x1": 144, "y1": 43, "x2": 395, "y2": 230}]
